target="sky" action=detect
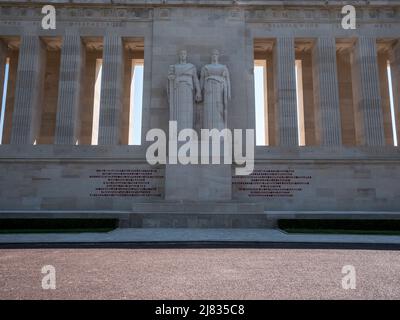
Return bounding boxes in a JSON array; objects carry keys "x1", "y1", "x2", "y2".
[
  {"x1": 387, "y1": 63, "x2": 398, "y2": 147},
  {"x1": 254, "y1": 65, "x2": 266, "y2": 146},
  {"x1": 130, "y1": 64, "x2": 143, "y2": 145}
]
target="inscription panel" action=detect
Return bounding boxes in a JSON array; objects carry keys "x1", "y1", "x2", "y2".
[
  {"x1": 90, "y1": 168, "x2": 163, "y2": 198},
  {"x1": 233, "y1": 169, "x2": 312, "y2": 198},
  {"x1": 0, "y1": 161, "x2": 165, "y2": 210},
  {"x1": 232, "y1": 162, "x2": 400, "y2": 211}
]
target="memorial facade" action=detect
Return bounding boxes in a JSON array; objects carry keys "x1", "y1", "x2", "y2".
[{"x1": 0, "y1": 0, "x2": 399, "y2": 228}]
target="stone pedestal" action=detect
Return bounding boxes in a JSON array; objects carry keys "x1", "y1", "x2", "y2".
[
  {"x1": 126, "y1": 201, "x2": 267, "y2": 228},
  {"x1": 165, "y1": 164, "x2": 231, "y2": 201}
]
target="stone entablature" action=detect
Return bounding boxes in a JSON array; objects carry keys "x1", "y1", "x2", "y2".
[
  {"x1": 0, "y1": 6, "x2": 152, "y2": 23},
  {"x1": 0, "y1": 3, "x2": 400, "y2": 23}
]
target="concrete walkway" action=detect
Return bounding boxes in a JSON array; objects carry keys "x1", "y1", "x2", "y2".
[{"x1": 1, "y1": 228, "x2": 400, "y2": 247}]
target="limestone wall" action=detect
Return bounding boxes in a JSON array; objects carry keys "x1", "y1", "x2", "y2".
[{"x1": 0, "y1": 146, "x2": 398, "y2": 212}]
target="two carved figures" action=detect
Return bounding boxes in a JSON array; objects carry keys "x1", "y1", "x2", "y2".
[{"x1": 167, "y1": 50, "x2": 231, "y2": 131}]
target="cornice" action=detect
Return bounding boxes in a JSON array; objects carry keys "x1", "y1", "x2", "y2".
[{"x1": 0, "y1": 0, "x2": 400, "y2": 7}]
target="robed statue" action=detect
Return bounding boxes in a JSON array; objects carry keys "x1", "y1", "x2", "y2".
[
  {"x1": 167, "y1": 50, "x2": 202, "y2": 131},
  {"x1": 200, "y1": 49, "x2": 231, "y2": 130}
]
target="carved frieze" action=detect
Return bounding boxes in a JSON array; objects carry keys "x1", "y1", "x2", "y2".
[
  {"x1": 245, "y1": 7, "x2": 400, "y2": 24},
  {"x1": 0, "y1": 5, "x2": 399, "y2": 28},
  {"x1": 0, "y1": 6, "x2": 153, "y2": 24}
]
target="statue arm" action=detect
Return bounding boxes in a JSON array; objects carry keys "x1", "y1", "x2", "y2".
[
  {"x1": 200, "y1": 67, "x2": 206, "y2": 92},
  {"x1": 167, "y1": 66, "x2": 174, "y2": 98},
  {"x1": 166, "y1": 78, "x2": 170, "y2": 100},
  {"x1": 224, "y1": 67, "x2": 231, "y2": 100},
  {"x1": 167, "y1": 65, "x2": 175, "y2": 101},
  {"x1": 192, "y1": 68, "x2": 201, "y2": 102}
]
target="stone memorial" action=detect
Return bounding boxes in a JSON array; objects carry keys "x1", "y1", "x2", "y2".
[{"x1": 0, "y1": 1, "x2": 399, "y2": 228}]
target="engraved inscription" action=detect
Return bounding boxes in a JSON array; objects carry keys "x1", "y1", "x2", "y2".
[
  {"x1": 233, "y1": 169, "x2": 312, "y2": 198},
  {"x1": 90, "y1": 169, "x2": 163, "y2": 197}
]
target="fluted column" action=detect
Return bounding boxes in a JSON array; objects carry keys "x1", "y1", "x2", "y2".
[
  {"x1": 273, "y1": 37, "x2": 298, "y2": 146},
  {"x1": 390, "y1": 41, "x2": 400, "y2": 145},
  {"x1": 377, "y1": 51, "x2": 393, "y2": 145},
  {"x1": 352, "y1": 37, "x2": 385, "y2": 146},
  {"x1": 0, "y1": 40, "x2": 7, "y2": 108},
  {"x1": 98, "y1": 34, "x2": 124, "y2": 145},
  {"x1": 54, "y1": 31, "x2": 85, "y2": 145},
  {"x1": 10, "y1": 35, "x2": 46, "y2": 144},
  {"x1": 312, "y1": 37, "x2": 342, "y2": 145}
]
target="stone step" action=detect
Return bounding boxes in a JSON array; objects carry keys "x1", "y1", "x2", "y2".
[
  {"x1": 130, "y1": 201, "x2": 265, "y2": 214},
  {"x1": 123, "y1": 213, "x2": 274, "y2": 228}
]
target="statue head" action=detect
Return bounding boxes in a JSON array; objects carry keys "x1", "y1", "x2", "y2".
[
  {"x1": 178, "y1": 50, "x2": 187, "y2": 64},
  {"x1": 211, "y1": 49, "x2": 220, "y2": 64}
]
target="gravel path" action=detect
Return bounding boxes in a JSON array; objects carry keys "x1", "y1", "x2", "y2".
[{"x1": 0, "y1": 248, "x2": 399, "y2": 299}]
